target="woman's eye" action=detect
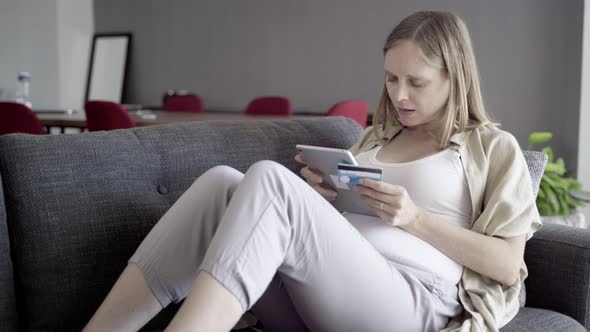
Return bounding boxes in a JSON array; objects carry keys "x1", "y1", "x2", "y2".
[
  {"x1": 410, "y1": 81, "x2": 423, "y2": 88},
  {"x1": 386, "y1": 76, "x2": 397, "y2": 83}
]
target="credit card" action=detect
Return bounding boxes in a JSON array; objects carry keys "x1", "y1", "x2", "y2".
[{"x1": 336, "y1": 163, "x2": 383, "y2": 187}]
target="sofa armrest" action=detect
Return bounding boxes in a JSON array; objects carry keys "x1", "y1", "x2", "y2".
[{"x1": 524, "y1": 222, "x2": 590, "y2": 329}]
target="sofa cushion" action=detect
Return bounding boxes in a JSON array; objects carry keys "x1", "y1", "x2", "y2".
[
  {"x1": 0, "y1": 173, "x2": 18, "y2": 331},
  {"x1": 0, "y1": 118, "x2": 361, "y2": 331},
  {"x1": 524, "y1": 222, "x2": 590, "y2": 330},
  {"x1": 500, "y1": 307, "x2": 586, "y2": 331},
  {"x1": 522, "y1": 151, "x2": 546, "y2": 199}
]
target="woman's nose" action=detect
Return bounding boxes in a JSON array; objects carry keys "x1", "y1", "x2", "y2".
[{"x1": 391, "y1": 85, "x2": 409, "y2": 102}]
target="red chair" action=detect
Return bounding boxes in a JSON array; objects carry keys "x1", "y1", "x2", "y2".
[
  {"x1": 85, "y1": 101, "x2": 136, "y2": 132},
  {"x1": 244, "y1": 96, "x2": 292, "y2": 116},
  {"x1": 162, "y1": 93, "x2": 203, "y2": 113},
  {"x1": 0, "y1": 102, "x2": 46, "y2": 135},
  {"x1": 326, "y1": 100, "x2": 369, "y2": 128}
]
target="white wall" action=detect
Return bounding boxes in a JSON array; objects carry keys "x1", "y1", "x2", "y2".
[
  {"x1": 0, "y1": 0, "x2": 93, "y2": 110},
  {"x1": 579, "y1": 0, "x2": 590, "y2": 213},
  {"x1": 0, "y1": 0, "x2": 60, "y2": 108},
  {"x1": 94, "y1": 0, "x2": 584, "y2": 171},
  {"x1": 57, "y1": 0, "x2": 94, "y2": 110}
]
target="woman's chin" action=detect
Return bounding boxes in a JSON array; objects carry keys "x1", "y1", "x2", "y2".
[{"x1": 398, "y1": 118, "x2": 416, "y2": 127}]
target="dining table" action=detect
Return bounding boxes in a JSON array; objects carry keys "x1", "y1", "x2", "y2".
[{"x1": 35, "y1": 109, "x2": 323, "y2": 133}]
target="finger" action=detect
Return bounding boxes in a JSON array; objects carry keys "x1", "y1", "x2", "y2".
[
  {"x1": 372, "y1": 205, "x2": 393, "y2": 222},
  {"x1": 363, "y1": 197, "x2": 394, "y2": 222},
  {"x1": 375, "y1": 209, "x2": 392, "y2": 221},
  {"x1": 364, "y1": 196, "x2": 388, "y2": 213},
  {"x1": 313, "y1": 185, "x2": 338, "y2": 199},
  {"x1": 301, "y1": 167, "x2": 323, "y2": 184},
  {"x1": 308, "y1": 169, "x2": 324, "y2": 184},
  {"x1": 359, "y1": 179, "x2": 405, "y2": 195},
  {"x1": 295, "y1": 154, "x2": 306, "y2": 164},
  {"x1": 356, "y1": 186, "x2": 393, "y2": 204}
]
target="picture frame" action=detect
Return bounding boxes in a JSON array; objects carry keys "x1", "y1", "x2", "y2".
[{"x1": 84, "y1": 33, "x2": 132, "y2": 103}]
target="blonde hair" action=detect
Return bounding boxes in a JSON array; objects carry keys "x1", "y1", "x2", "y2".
[{"x1": 375, "y1": 11, "x2": 496, "y2": 147}]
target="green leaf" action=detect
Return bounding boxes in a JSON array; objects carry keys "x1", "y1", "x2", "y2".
[
  {"x1": 545, "y1": 162, "x2": 561, "y2": 174},
  {"x1": 542, "y1": 146, "x2": 554, "y2": 163},
  {"x1": 564, "y1": 193, "x2": 585, "y2": 208},
  {"x1": 536, "y1": 187, "x2": 546, "y2": 199},
  {"x1": 545, "y1": 173, "x2": 568, "y2": 188},
  {"x1": 541, "y1": 175, "x2": 557, "y2": 188},
  {"x1": 573, "y1": 198, "x2": 587, "y2": 207},
  {"x1": 565, "y1": 178, "x2": 582, "y2": 190},
  {"x1": 567, "y1": 194, "x2": 587, "y2": 207},
  {"x1": 542, "y1": 182, "x2": 560, "y2": 215},
  {"x1": 528, "y1": 132, "x2": 553, "y2": 146},
  {"x1": 536, "y1": 200, "x2": 552, "y2": 216},
  {"x1": 554, "y1": 158, "x2": 566, "y2": 175},
  {"x1": 557, "y1": 188, "x2": 570, "y2": 216}
]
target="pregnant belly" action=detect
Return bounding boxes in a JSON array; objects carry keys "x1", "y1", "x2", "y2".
[{"x1": 342, "y1": 212, "x2": 464, "y2": 285}]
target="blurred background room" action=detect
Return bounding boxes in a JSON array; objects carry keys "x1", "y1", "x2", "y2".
[{"x1": 1, "y1": 0, "x2": 589, "y2": 216}]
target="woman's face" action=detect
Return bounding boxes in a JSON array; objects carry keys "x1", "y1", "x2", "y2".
[{"x1": 384, "y1": 40, "x2": 450, "y2": 130}]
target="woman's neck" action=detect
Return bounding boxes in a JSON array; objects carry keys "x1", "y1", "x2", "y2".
[{"x1": 402, "y1": 125, "x2": 442, "y2": 147}]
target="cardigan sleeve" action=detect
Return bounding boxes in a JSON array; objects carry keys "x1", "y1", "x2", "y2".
[
  {"x1": 444, "y1": 129, "x2": 543, "y2": 332},
  {"x1": 474, "y1": 131, "x2": 542, "y2": 239}
]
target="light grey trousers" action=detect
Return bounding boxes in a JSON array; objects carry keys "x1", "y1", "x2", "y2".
[{"x1": 129, "y1": 161, "x2": 462, "y2": 332}]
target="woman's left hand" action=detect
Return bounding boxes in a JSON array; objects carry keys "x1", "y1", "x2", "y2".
[{"x1": 354, "y1": 179, "x2": 424, "y2": 228}]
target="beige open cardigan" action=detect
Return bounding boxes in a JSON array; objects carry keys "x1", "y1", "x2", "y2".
[{"x1": 348, "y1": 124, "x2": 542, "y2": 332}]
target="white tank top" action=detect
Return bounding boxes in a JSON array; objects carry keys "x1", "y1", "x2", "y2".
[{"x1": 343, "y1": 145, "x2": 472, "y2": 285}]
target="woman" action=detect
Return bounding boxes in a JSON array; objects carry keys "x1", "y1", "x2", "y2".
[{"x1": 84, "y1": 11, "x2": 541, "y2": 332}]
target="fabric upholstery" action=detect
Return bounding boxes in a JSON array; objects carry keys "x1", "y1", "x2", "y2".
[
  {"x1": 522, "y1": 151, "x2": 547, "y2": 199},
  {"x1": 162, "y1": 94, "x2": 203, "y2": 113},
  {"x1": 0, "y1": 172, "x2": 17, "y2": 331},
  {"x1": 0, "y1": 102, "x2": 45, "y2": 135},
  {"x1": 244, "y1": 96, "x2": 292, "y2": 116},
  {"x1": 523, "y1": 223, "x2": 590, "y2": 330},
  {"x1": 326, "y1": 100, "x2": 369, "y2": 128},
  {"x1": 500, "y1": 307, "x2": 586, "y2": 331},
  {"x1": 0, "y1": 118, "x2": 360, "y2": 331},
  {"x1": 85, "y1": 100, "x2": 136, "y2": 131},
  {"x1": 0, "y1": 118, "x2": 588, "y2": 331}
]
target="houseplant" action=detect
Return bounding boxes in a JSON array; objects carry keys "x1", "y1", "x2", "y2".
[{"x1": 528, "y1": 132, "x2": 586, "y2": 223}]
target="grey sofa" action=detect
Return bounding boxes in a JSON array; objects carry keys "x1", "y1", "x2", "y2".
[{"x1": 0, "y1": 117, "x2": 587, "y2": 331}]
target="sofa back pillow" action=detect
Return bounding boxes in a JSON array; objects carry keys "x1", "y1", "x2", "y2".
[{"x1": 0, "y1": 118, "x2": 361, "y2": 331}]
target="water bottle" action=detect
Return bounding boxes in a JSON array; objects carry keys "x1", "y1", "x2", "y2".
[{"x1": 16, "y1": 71, "x2": 32, "y2": 108}]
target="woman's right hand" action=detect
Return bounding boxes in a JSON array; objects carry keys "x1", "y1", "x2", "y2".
[{"x1": 295, "y1": 154, "x2": 338, "y2": 201}]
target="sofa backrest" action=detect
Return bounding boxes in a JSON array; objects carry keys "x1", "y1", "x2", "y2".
[
  {"x1": 0, "y1": 118, "x2": 361, "y2": 331},
  {"x1": 0, "y1": 173, "x2": 17, "y2": 331},
  {"x1": 0, "y1": 119, "x2": 549, "y2": 331}
]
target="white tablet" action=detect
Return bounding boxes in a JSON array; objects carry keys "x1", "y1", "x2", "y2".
[{"x1": 296, "y1": 144, "x2": 380, "y2": 217}]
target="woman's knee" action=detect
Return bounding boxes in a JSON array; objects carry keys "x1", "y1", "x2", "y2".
[
  {"x1": 200, "y1": 165, "x2": 244, "y2": 186},
  {"x1": 247, "y1": 160, "x2": 290, "y2": 179},
  {"x1": 183, "y1": 166, "x2": 244, "y2": 202}
]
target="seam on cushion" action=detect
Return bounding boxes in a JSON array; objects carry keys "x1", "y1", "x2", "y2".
[
  {"x1": 532, "y1": 237, "x2": 590, "y2": 250},
  {"x1": 131, "y1": 129, "x2": 163, "y2": 191}
]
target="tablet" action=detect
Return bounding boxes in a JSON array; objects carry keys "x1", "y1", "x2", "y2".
[{"x1": 296, "y1": 144, "x2": 380, "y2": 216}]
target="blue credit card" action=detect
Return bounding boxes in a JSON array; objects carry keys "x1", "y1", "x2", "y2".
[{"x1": 336, "y1": 163, "x2": 383, "y2": 185}]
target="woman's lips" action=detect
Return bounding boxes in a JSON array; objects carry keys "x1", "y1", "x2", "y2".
[{"x1": 398, "y1": 108, "x2": 415, "y2": 114}]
